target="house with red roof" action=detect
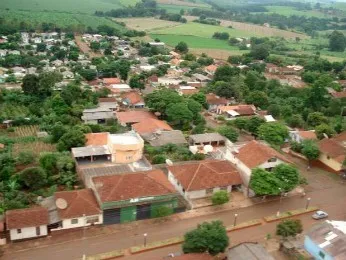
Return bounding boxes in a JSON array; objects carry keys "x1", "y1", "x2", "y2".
[
  {"x1": 226, "y1": 140, "x2": 292, "y2": 188},
  {"x1": 121, "y1": 91, "x2": 145, "y2": 108},
  {"x1": 318, "y1": 131, "x2": 346, "y2": 172},
  {"x1": 289, "y1": 130, "x2": 317, "y2": 143},
  {"x1": 204, "y1": 64, "x2": 218, "y2": 75},
  {"x1": 6, "y1": 207, "x2": 49, "y2": 241},
  {"x1": 116, "y1": 111, "x2": 157, "y2": 126},
  {"x1": 53, "y1": 189, "x2": 102, "y2": 230},
  {"x1": 91, "y1": 169, "x2": 179, "y2": 225},
  {"x1": 206, "y1": 93, "x2": 229, "y2": 112},
  {"x1": 217, "y1": 104, "x2": 256, "y2": 119},
  {"x1": 167, "y1": 160, "x2": 242, "y2": 204},
  {"x1": 132, "y1": 118, "x2": 173, "y2": 135},
  {"x1": 102, "y1": 77, "x2": 121, "y2": 86}
]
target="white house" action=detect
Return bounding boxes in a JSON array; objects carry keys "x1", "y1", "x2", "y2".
[
  {"x1": 168, "y1": 160, "x2": 243, "y2": 207},
  {"x1": 225, "y1": 140, "x2": 292, "y2": 189},
  {"x1": 6, "y1": 207, "x2": 49, "y2": 241},
  {"x1": 53, "y1": 189, "x2": 102, "y2": 230}
]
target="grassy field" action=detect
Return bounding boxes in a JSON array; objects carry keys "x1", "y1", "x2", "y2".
[
  {"x1": 263, "y1": 6, "x2": 329, "y2": 18},
  {"x1": 158, "y1": 4, "x2": 208, "y2": 14},
  {"x1": 115, "y1": 18, "x2": 180, "y2": 31},
  {"x1": 156, "y1": 0, "x2": 210, "y2": 8},
  {"x1": 0, "y1": 9, "x2": 125, "y2": 31},
  {"x1": 0, "y1": 0, "x2": 140, "y2": 14}
]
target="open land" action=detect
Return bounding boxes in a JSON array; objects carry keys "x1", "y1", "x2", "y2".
[
  {"x1": 115, "y1": 18, "x2": 180, "y2": 31},
  {"x1": 261, "y1": 6, "x2": 331, "y2": 18},
  {"x1": 156, "y1": 0, "x2": 209, "y2": 8}
]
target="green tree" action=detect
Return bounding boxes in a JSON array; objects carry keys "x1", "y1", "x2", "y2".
[
  {"x1": 301, "y1": 139, "x2": 320, "y2": 161},
  {"x1": 286, "y1": 114, "x2": 305, "y2": 128},
  {"x1": 19, "y1": 167, "x2": 47, "y2": 190},
  {"x1": 190, "y1": 92, "x2": 207, "y2": 108},
  {"x1": 22, "y1": 74, "x2": 39, "y2": 95},
  {"x1": 182, "y1": 221, "x2": 229, "y2": 255},
  {"x1": 129, "y1": 74, "x2": 145, "y2": 90},
  {"x1": 213, "y1": 66, "x2": 240, "y2": 82},
  {"x1": 16, "y1": 151, "x2": 35, "y2": 165},
  {"x1": 213, "y1": 80, "x2": 243, "y2": 100},
  {"x1": 250, "y1": 44, "x2": 270, "y2": 60},
  {"x1": 258, "y1": 122, "x2": 289, "y2": 146},
  {"x1": 79, "y1": 69, "x2": 97, "y2": 81},
  {"x1": 90, "y1": 41, "x2": 101, "y2": 51},
  {"x1": 218, "y1": 126, "x2": 239, "y2": 142},
  {"x1": 273, "y1": 164, "x2": 299, "y2": 192},
  {"x1": 211, "y1": 190, "x2": 229, "y2": 205},
  {"x1": 307, "y1": 112, "x2": 329, "y2": 127},
  {"x1": 57, "y1": 129, "x2": 86, "y2": 151},
  {"x1": 166, "y1": 103, "x2": 193, "y2": 126},
  {"x1": 187, "y1": 99, "x2": 202, "y2": 118},
  {"x1": 329, "y1": 30, "x2": 346, "y2": 52},
  {"x1": 175, "y1": 41, "x2": 188, "y2": 53},
  {"x1": 250, "y1": 168, "x2": 282, "y2": 196},
  {"x1": 276, "y1": 219, "x2": 303, "y2": 238},
  {"x1": 145, "y1": 89, "x2": 184, "y2": 116},
  {"x1": 245, "y1": 90, "x2": 268, "y2": 108},
  {"x1": 152, "y1": 155, "x2": 166, "y2": 164},
  {"x1": 246, "y1": 116, "x2": 265, "y2": 135},
  {"x1": 315, "y1": 124, "x2": 336, "y2": 139}
]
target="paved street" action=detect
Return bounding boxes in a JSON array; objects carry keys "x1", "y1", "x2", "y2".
[{"x1": 4, "y1": 157, "x2": 346, "y2": 260}]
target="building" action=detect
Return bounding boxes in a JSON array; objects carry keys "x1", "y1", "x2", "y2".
[
  {"x1": 206, "y1": 93, "x2": 229, "y2": 112},
  {"x1": 72, "y1": 132, "x2": 144, "y2": 164},
  {"x1": 149, "y1": 42, "x2": 165, "y2": 47},
  {"x1": 122, "y1": 91, "x2": 145, "y2": 108},
  {"x1": 217, "y1": 105, "x2": 256, "y2": 119},
  {"x1": 192, "y1": 73, "x2": 211, "y2": 84},
  {"x1": 178, "y1": 86, "x2": 199, "y2": 96},
  {"x1": 102, "y1": 78, "x2": 121, "y2": 86},
  {"x1": 204, "y1": 64, "x2": 218, "y2": 75},
  {"x1": 228, "y1": 242, "x2": 275, "y2": 260},
  {"x1": 116, "y1": 111, "x2": 157, "y2": 126},
  {"x1": 289, "y1": 130, "x2": 317, "y2": 143},
  {"x1": 91, "y1": 169, "x2": 179, "y2": 225},
  {"x1": 143, "y1": 130, "x2": 187, "y2": 147},
  {"x1": 6, "y1": 207, "x2": 49, "y2": 241},
  {"x1": 304, "y1": 220, "x2": 346, "y2": 260},
  {"x1": 98, "y1": 97, "x2": 118, "y2": 111},
  {"x1": 189, "y1": 133, "x2": 227, "y2": 147},
  {"x1": 107, "y1": 84, "x2": 132, "y2": 96},
  {"x1": 226, "y1": 140, "x2": 291, "y2": 187},
  {"x1": 81, "y1": 107, "x2": 115, "y2": 124},
  {"x1": 318, "y1": 132, "x2": 346, "y2": 172},
  {"x1": 53, "y1": 189, "x2": 102, "y2": 230},
  {"x1": 168, "y1": 160, "x2": 242, "y2": 204},
  {"x1": 132, "y1": 118, "x2": 172, "y2": 136}
]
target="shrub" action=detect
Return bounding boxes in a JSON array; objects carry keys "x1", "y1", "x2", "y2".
[
  {"x1": 276, "y1": 219, "x2": 303, "y2": 238},
  {"x1": 16, "y1": 151, "x2": 35, "y2": 165},
  {"x1": 211, "y1": 190, "x2": 229, "y2": 205},
  {"x1": 152, "y1": 206, "x2": 173, "y2": 218},
  {"x1": 152, "y1": 155, "x2": 166, "y2": 164},
  {"x1": 19, "y1": 167, "x2": 47, "y2": 190}
]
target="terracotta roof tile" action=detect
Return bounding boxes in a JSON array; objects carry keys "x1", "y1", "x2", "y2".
[
  {"x1": 116, "y1": 111, "x2": 157, "y2": 124},
  {"x1": 92, "y1": 169, "x2": 176, "y2": 203},
  {"x1": 331, "y1": 91, "x2": 346, "y2": 98},
  {"x1": 6, "y1": 207, "x2": 49, "y2": 229},
  {"x1": 55, "y1": 189, "x2": 101, "y2": 219},
  {"x1": 132, "y1": 119, "x2": 173, "y2": 135},
  {"x1": 168, "y1": 160, "x2": 242, "y2": 191},
  {"x1": 205, "y1": 64, "x2": 218, "y2": 73},
  {"x1": 235, "y1": 141, "x2": 292, "y2": 168},
  {"x1": 86, "y1": 132, "x2": 109, "y2": 146},
  {"x1": 122, "y1": 91, "x2": 144, "y2": 105},
  {"x1": 219, "y1": 105, "x2": 256, "y2": 115},
  {"x1": 299, "y1": 131, "x2": 317, "y2": 140},
  {"x1": 99, "y1": 97, "x2": 117, "y2": 103},
  {"x1": 206, "y1": 93, "x2": 229, "y2": 105},
  {"x1": 319, "y1": 132, "x2": 346, "y2": 163},
  {"x1": 102, "y1": 78, "x2": 121, "y2": 85}
]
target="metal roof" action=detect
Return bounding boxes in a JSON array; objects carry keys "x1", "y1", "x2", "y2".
[
  {"x1": 189, "y1": 133, "x2": 226, "y2": 144},
  {"x1": 72, "y1": 145, "x2": 111, "y2": 158},
  {"x1": 227, "y1": 243, "x2": 275, "y2": 260}
]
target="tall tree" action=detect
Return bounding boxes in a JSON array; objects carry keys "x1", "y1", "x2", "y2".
[
  {"x1": 250, "y1": 168, "x2": 282, "y2": 196},
  {"x1": 258, "y1": 122, "x2": 289, "y2": 146},
  {"x1": 329, "y1": 30, "x2": 346, "y2": 52},
  {"x1": 166, "y1": 103, "x2": 193, "y2": 126},
  {"x1": 129, "y1": 74, "x2": 145, "y2": 90},
  {"x1": 276, "y1": 220, "x2": 303, "y2": 238},
  {"x1": 273, "y1": 164, "x2": 299, "y2": 192},
  {"x1": 175, "y1": 41, "x2": 188, "y2": 53},
  {"x1": 301, "y1": 139, "x2": 320, "y2": 162}
]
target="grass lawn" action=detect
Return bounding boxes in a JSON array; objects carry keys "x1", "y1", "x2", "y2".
[
  {"x1": 263, "y1": 6, "x2": 329, "y2": 18},
  {"x1": 150, "y1": 22, "x2": 265, "y2": 38},
  {"x1": 150, "y1": 34, "x2": 242, "y2": 50}
]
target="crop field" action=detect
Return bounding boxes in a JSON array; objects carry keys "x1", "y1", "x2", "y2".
[
  {"x1": 0, "y1": 0, "x2": 139, "y2": 14},
  {"x1": 13, "y1": 126, "x2": 39, "y2": 138},
  {"x1": 191, "y1": 49, "x2": 249, "y2": 60},
  {"x1": 115, "y1": 18, "x2": 180, "y2": 31},
  {"x1": 157, "y1": 4, "x2": 209, "y2": 14},
  {"x1": 0, "y1": 104, "x2": 29, "y2": 119},
  {"x1": 263, "y1": 6, "x2": 329, "y2": 18},
  {"x1": 156, "y1": 0, "x2": 210, "y2": 8},
  {"x1": 0, "y1": 9, "x2": 125, "y2": 31},
  {"x1": 12, "y1": 142, "x2": 56, "y2": 157}
]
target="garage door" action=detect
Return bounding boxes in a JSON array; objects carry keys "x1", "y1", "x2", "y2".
[
  {"x1": 136, "y1": 204, "x2": 151, "y2": 221},
  {"x1": 103, "y1": 208, "x2": 121, "y2": 225}
]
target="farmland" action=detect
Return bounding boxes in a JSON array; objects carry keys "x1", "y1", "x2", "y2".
[
  {"x1": 262, "y1": 6, "x2": 330, "y2": 18},
  {"x1": 12, "y1": 142, "x2": 56, "y2": 157},
  {"x1": 12, "y1": 126, "x2": 40, "y2": 138},
  {"x1": 156, "y1": 0, "x2": 210, "y2": 8},
  {"x1": 0, "y1": 9, "x2": 125, "y2": 31},
  {"x1": 115, "y1": 18, "x2": 180, "y2": 31}
]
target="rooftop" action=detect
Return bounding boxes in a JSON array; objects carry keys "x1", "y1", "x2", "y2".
[
  {"x1": 102, "y1": 78, "x2": 121, "y2": 85},
  {"x1": 318, "y1": 132, "x2": 346, "y2": 163},
  {"x1": 6, "y1": 207, "x2": 49, "y2": 229},
  {"x1": 206, "y1": 93, "x2": 229, "y2": 105},
  {"x1": 92, "y1": 169, "x2": 176, "y2": 203},
  {"x1": 116, "y1": 111, "x2": 157, "y2": 124},
  {"x1": 218, "y1": 105, "x2": 256, "y2": 116},
  {"x1": 132, "y1": 118, "x2": 173, "y2": 135},
  {"x1": 109, "y1": 132, "x2": 142, "y2": 145},
  {"x1": 189, "y1": 133, "x2": 226, "y2": 144},
  {"x1": 122, "y1": 91, "x2": 144, "y2": 105},
  {"x1": 168, "y1": 160, "x2": 242, "y2": 191},
  {"x1": 71, "y1": 145, "x2": 110, "y2": 158},
  {"x1": 227, "y1": 242, "x2": 275, "y2": 260},
  {"x1": 143, "y1": 130, "x2": 187, "y2": 147},
  {"x1": 86, "y1": 132, "x2": 109, "y2": 146}
]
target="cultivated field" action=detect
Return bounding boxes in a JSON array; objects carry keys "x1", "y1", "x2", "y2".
[
  {"x1": 13, "y1": 126, "x2": 39, "y2": 137},
  {"x1": 263, "y1": 6, "x2": 329, "y2": 18},
  {"x1": 156, "y1": 0, "x2": 209, "y2": 8},
  {"x1": 115, "y1": 18, "x2": 180, "y2": 31},
  {"x1": 12, "y1": 142, "x2": 56, "y2": 157},
  {"x1": 157, "y1": 4, "x2": 208, "y2": 14},
  {"x1": 190, "y1": 49, "x2": 249, "y2": 60}
]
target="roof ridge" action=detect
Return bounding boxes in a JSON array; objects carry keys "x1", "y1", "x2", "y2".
[
  {"x1": 59, "y1": 191, "x2": 78, "y2": 217},
  {"x1": 78, "y1": 190, "x2": 100, "y2": 213},
  {"x1": 186, "y1": 163, "x2": 203, "y2": 191},
  {"x1": 105, "y1": 175, "x2": 123, "y2": 201},
  {"x1": 146, "y1": 170, "x2": 172, "y2": 193}
]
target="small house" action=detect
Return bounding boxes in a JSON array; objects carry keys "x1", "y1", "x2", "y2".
[
  {"x1": 289, "y1": 130, "x2": 317, "y2": 143},
  {"x1": 81, "y1": 107, "x2": 115, "y2": 125},
  {"x1": 116, "y1": 111, "x2": 157, "y2": 126},
  {"x1": 122, "y1": 91, "x2": 145, "y2": 108}
]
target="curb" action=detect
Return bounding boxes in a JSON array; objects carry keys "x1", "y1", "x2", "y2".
[
  {"x1": 264, "y1": 207, "x2": 318, "y2": 223},
  {"x1": 130, "y1": 237, "x2": 184, "y2": 254},
  {"x1": 226, "y1": 219, "x2": 262, "y2": 232}
]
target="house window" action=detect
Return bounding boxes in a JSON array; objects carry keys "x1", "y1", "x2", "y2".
[
  {"x1": 318, "y1": 251, "x2": 325, "y2": 259},
  {"x1": 268, "y1": 158, "x2": 277, "y2": 163},
  {"x1": 71, "y1": 219, "x2": 78, "y2": 224},
  {"x1": 17, "y1": 229, "x2": 21, "y2": 234},
  {"x1": 36, "y1": 226, "x2": 40, "y2": 236},
  {"x1": 206, "y1": 188, "x2": 213, "y2": 194},
  {"x1": 86, "y1": 216, "x2": 99, "y2": 224}
]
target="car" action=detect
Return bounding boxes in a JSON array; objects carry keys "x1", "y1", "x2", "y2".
[{"x1": 312, "y1": 210, "x2": 328, "y2": 220}]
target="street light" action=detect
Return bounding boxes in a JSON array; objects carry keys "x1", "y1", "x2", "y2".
[
  {"x1": 306, "y1": 197, "x2": 311, "y2": 210},
  {"x1": 277, "y1": 188, "x2": 283, "y2": 217},
  {"x1": 233, "y1": 214, "x2": 238, "y2": 226},
  {"x1": 82, "y1": 214, "x2": 86, "y2": 260},
  {"x1": 144, "y1": 233, "x2": 147, "y2": 247}
]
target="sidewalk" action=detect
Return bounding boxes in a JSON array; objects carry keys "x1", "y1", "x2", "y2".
[{"x1": 4, "y1": 189, "x2": 302, "y2": 253}]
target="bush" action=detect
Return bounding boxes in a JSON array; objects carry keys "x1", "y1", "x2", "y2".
[
  {"x1": 152, "y1": 155, "x2": 166, "y2": 164},
  {"x1": 19, "y1": 167, "x2": 47, "y2": 190},
  {"x1": 211, "y1": 190, "x2": 229, "y2": 205},
  {"x1": 152, "y1": 205, "x2": 173, "y2": 218},
  {"x1": 16, "y1": 151, "x2": 35, "y2": 165},
  {"x1": 276, "y1": 219, "x2": 303, "y2": 238}
]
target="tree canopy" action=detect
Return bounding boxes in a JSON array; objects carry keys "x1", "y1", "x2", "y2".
[{"x1": 258, "y1": 122, "x2": 289, "y2": 146}]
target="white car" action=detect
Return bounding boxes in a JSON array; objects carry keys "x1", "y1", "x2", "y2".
[{"x1": 312, "y1": 211, "x2": 328, "y2": 220}]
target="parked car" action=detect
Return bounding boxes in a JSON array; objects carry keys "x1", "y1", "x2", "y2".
[{"x1": 312, "y1": 211, "x2": 328, "y2": 220}]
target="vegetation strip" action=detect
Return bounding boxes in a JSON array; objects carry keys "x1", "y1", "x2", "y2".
[
  {"x1": 264, "y1": 207, "x2": 318, "y2": 222},
  {"x1": 226, "y1": 219, "x2": 262, "y2": 232},
  {"x1": 86, "y1": 249, "x2": 125, "y2": 260},
  {"x1": 130, "y1": 237, "x2": 184, "y2": 254}
]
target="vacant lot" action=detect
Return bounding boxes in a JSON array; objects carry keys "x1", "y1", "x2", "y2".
[
  {"x1": 12, "y1": 142, "x2": 56, "y2": 157},
  {"x1": 116, "y1": 18, "x2": 180, "y2": 31}
]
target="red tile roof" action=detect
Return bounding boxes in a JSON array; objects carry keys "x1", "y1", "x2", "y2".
[
  {"x1": 99, "y1": 97, "x2": 117, "y2": 103},
  {"x1": 116, "y1": 111, "x2": 157, "y2": 124},
  {"x1": 235, "y1": 141, "x2": 292, "y2": 168},
  {"x1": 102, "y1": 78, "x2": 121, "y2": 85},
  {"x1": 299, "y1": 131, "x2": 317, "y2": 140},
  {"x1": 168, "y1": 160, "x2": 242, "y2": 191},
  {"x1": 6, "y1": 207, "x2": 49, "y2": 229},
  {"x1": 319, "y1": 132, "x2": 346, "y2": 163},
  {"x1": 206, "y1": 93, "x2": 229, "y2": 105},
  {"x1": 55, "y1": 189, "x2": 101, "y2": 219},
  {"x1": 205, "y1": 64, "x2": 218, "y2": 73},
  {"x1": 180, "y1": 88, "x2": 199, "y2": 95},
  {"x1": 122, "y1": 91, "x2": 144, "y2": 105},
  {"x1": 219, "y1": 105, "x2": 256, "y2": 116},
  {"x1": 92, "y1": 170, "x2": 176, "y2": 203},
  {"x1": 86, "y1": 132, "x2": 109, "y2": 146},
  {"x1": 132, "y1": 119, "x2": 173, "y2": 135}
]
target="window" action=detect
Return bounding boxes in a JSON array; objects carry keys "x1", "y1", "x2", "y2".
[
  {"x1": 318, "y1": 251, "x2": 325, "y2": 259},
  {"x1": 71, "y1": 219, "x2": 78, "y2": 224},
  {"x1": 17, "y1": 229, "x2": 21, "y2": 234},
  {"x1": 268, "y1": 158, "x2": 277, "y2": 163},
  {"x1": 36, "y1": 226, "x2": 40, "y2": 236}
]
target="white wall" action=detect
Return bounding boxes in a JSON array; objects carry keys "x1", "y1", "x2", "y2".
[
  {"x1": 55, "y1": 215, "x2": 102, "y2": 231},
  {"x1": 10, "y1": 225, "x2": 47, "y2": 241},
  {"x1": 259, "y1": 159, "x2": 285, "y2": 170},
  {"x1": 168, "y1": 171, "x2": 184, "y2": 197},
  {"x1": 186, "y1": 190, "x2": 207, "y2": 199}
]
